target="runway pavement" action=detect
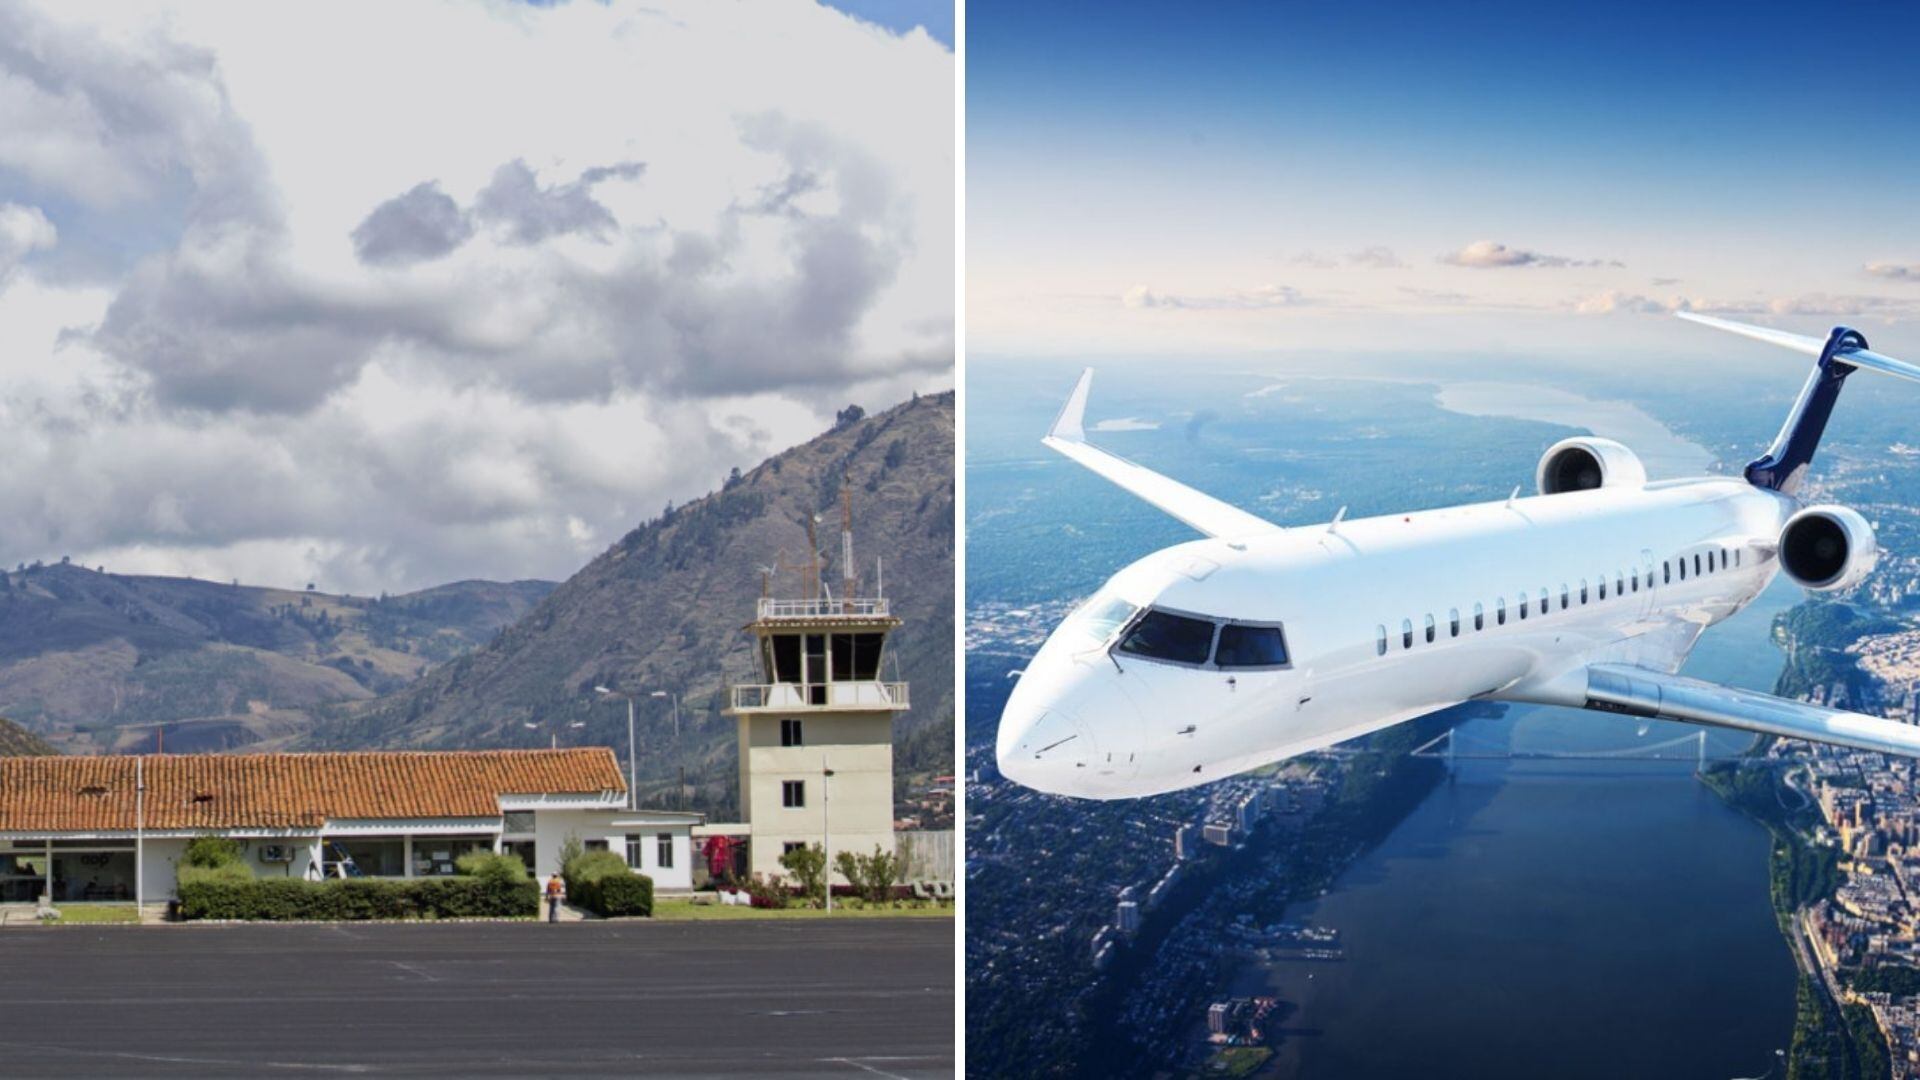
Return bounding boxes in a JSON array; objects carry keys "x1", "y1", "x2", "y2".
[{"x1": 0, "y1": 918, "x2": 953, "y2": 1078}]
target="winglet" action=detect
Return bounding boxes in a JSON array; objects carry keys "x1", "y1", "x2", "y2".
[{"x1": 1050, "y1": 368, "x2": 1094, "y2": 443}]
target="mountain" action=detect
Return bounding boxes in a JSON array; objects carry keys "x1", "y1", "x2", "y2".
[
  {"x1": 316, "y1": 391, "x2": 955, "y2": 817},
  {"x1": 0, "y1": 716, "x2": 53, "y2": 756},
  {"x1": 0, "y1": 567, "x2": 553, "y2": 754}
]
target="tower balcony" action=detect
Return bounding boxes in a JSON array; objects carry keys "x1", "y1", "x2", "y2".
[
  {"x1": 727, "y1": 680, "x2": 910, "y2": 714},
  {"x1": 755, "y1": 597, "x2": 893, "y2": 622}
]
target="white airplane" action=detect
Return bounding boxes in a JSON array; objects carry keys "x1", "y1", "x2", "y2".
[{"x1": 997, "y1": 313, "x2": 1920, "y2": 799}]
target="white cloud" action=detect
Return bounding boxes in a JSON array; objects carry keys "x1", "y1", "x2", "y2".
[
  {"x1": 1441, "y1": 239, "x2": 1622, "y2": 270},
  {"x1": 1865, "y1": 262, "x2": 1920, "y2": 282},
  {"x1": 0, "y1": 0, "x2": 952, "y2": 592},
  {"x1": 1122, "y1": 282, "x2": 1305, "y2": 310}
]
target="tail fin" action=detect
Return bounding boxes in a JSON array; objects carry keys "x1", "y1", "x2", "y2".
[{"x1": 1677, "y1": 313, "x2": 1920, "y2": 494}]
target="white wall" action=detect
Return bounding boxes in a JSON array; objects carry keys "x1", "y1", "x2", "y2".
[
  {"x1": 138, "y1": 838, "x2": 188, "y2": 902},
  {"x1": 525, "y1": 809, "x2": 694, "y2": 891}
]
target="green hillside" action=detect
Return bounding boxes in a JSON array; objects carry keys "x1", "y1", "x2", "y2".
[
  {"x1": 0, "y1": 569, "x2": 553, "y2": 754},
  {"x1": 0, "y1": 716, "x2": 54, "y2": 756}
]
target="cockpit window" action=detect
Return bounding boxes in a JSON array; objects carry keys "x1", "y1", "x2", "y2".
[
  {"x1": 1216, "y1": 624, "x2": 1288, "y2": 668},
  {"x1": 1116, "y1": 610, "x2": 1216, "y2": 665},
  {"x1": 1069, "y1": 595, "x2": 1140, "y2": 644}
]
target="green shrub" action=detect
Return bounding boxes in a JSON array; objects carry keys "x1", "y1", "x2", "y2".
[
  {"x1": 575, "y1": 871, "x2": 653, "y2": 917},
  {"x1": 779, "y1": 844, "x2": 827, "y2": 906},
  {"x1": 456, "y1": 851, "x2": 527, "y2": 883},
  {"x1": 563, "y1": 850, "x2": 629, "y2": 891},
  {"x1": 175, "y1": 875, "x2": 537, "y2": 921},
  {"x1": 833, "y1": 846, "x2": 902, "y2": 904},
  {"x1": 183, "y1": 836, "x2": 247, "y2": 869},
  {"x1": 179, "y1": 861, "x2": 255, "y2": 887}
]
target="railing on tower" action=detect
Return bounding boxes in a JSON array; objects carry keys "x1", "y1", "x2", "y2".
[
  {"x1": 756, "y1": 597, "x2": 892, "y2": 620},
  {"x1": 730, "y1": 681, "x2": 910, "y2": 712}
]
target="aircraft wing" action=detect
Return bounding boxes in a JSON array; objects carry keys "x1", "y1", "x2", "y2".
[
  {"x1": 1519, "y1": 662, "x2": 1920, "y2": 758},
  {"x1": 1044, "y1": 369, "x2": 1283, "y2": 540},
  {"x1": 1678, "y1": 311, "x2": 1920, "y2": 386}
]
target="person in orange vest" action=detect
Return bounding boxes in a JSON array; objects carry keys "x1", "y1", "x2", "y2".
[{"x1": 545, "y1": 873, "x2": 566, "y2": 922}]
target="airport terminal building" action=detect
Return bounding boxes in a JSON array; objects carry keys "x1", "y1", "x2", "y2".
[{"x1": 0, "y1": 747, "x2": 701, "y2": 904}]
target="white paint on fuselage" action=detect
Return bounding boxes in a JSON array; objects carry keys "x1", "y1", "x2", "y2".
[{"x1": 996, "y1": 477, "x2": 1797, "y2": 799}]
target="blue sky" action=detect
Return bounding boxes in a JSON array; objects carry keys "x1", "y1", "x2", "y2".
[
  {"x1": 823, "y1": 0, "x2": 952, "y2": 48},
  {"x1": 968, "y1": 0, "x2": 1920, "y2": 358}
]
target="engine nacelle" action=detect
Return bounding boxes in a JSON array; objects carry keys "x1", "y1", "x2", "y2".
[
  {"x1": 1779, "y1": 505, "x2": 1878, "y2": 592},
  {"x1": 1535, "y1": 437, "x2": 1647, "y2": 496}
]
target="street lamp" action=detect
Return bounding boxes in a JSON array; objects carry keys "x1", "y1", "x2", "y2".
[
  {"x1": 650, "y1": 690, "x2": 680, "y2": 736},
  {"x1": 822, "y1": 754, "x2": 836, "y2": 914},
  {"x1": 594, "y1": 686, "x2": 638, "y2": 810}
]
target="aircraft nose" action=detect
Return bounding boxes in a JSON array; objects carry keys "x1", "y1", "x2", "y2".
[{"x1": 998, "y1": 707, "x2": 1097, "y2": 779}]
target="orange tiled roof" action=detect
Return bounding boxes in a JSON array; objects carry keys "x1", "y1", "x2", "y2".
[{"x1": 0, "y1": 748, "x2": 625, "y2": 832}]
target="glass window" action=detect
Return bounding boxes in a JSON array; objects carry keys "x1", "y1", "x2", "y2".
[
  {"x1": 782, "y1": 780, "x2": 806, "y2": 808},
  {"x1": 335, "y1": 838, "x2": 405, "y2": 878},
  {"x1": 1598, "y1": 577, "x2": 1607, "y2": 600},
  {"x1": 1496, "y1": 597, "x2": 1506, "y2": 625},
  {"x1": 657, "y1": 833, "x2": 674, "y2": 869},
  {"x1": 1473, "y1": 602, "x2": 1484, "y2": 631},
  {"x1": 831, "y1": 632, "x2": 887, "y2": 681},
  {"x1": 1663, "y1": 561, "x2": 1670, "y2": 584},
  {"x1": 1424, "y1": 614, "x2": 1436, "y2": 643},
  {"x1": 1580, "y1": 579, "x2": 1589, "y2": 604},
  {"x1": 502, "y1": 811, "x2": 534, "y2": 834},
  {"x1": 411, "y1": 837, "x2": 495, "y2": 877},
  {"x1": 1216, "y1": 624, "x2": 1288, "y2": 667},
  {"x1": 1070, "y1": 595, "x2": 1139, "y2": 644},
  {"x1": 1401, "y1": 618, "x2": 1414, "y2": 649},
  {"x1": 1630, "y1": 573, "x2": 1638, "y2": 593},
  {"x1": 1616, "y1": 573, "x2": 1625, "y2": 595},
  {"x1": 625, "y1": 834, "x2": 645, "y2": 870},
  {"x1": 1678, "y1": 556, "x2": 1687, "y2": 580},
  {"x1": 1449, "y1": 608, "x2": 1460, "y2": 637},
  {"x1": 1694, "y1": 553, "x2": 1702, "y2": 576},
  {"x1": 770, "y1": 635, "x2": 802, "y2": 683},
  {"x1": 1518, "y1": 593, "x2": 1528, "y2": 619},
  {"x1": 1117, "y1": 610, "x2": 1216, "y2": 666},
  {"x1": 1375, "y1": 624, "x2": 1387, "y2": 656},
  {"x1": 1560, "y1": 585, "x2": 1569, "y2": 610},
  {"x1": 1735, "y1": 548, "x2": 1742, "y2": 567},
  {"x1": 780, "y1": 718, "x2": 803, "y2": 747},
  {"x1": 1540, "y1": 588, "x2": 1550, "y2": 613}
]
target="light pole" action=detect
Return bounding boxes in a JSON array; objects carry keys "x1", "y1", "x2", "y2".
[
  {"x1": 650, "y1": 690, "x2": 679, "y2": 737},
  {"x1": 822, "y1": 753, "x2": 835, "y2": 914},
  {"x1": 594, "y1": 687, "x2": 638, "y2": 810}
]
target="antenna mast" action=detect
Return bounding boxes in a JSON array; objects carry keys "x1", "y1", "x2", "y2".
[{"x1": 841, "y1": 485, "x2": 856, "y2": 611}]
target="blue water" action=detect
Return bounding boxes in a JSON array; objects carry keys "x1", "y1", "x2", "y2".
[{"x1": 1250, "y1": 578, "x2": 1800, "y2": 1079}]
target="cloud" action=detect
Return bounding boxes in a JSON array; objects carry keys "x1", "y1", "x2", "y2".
[
  {"x1": 1865, "y1": 262, "x2": 1920, "y2": 282},
  {"x1": 1122, "y1": 283, "x2": 1305, "y2": 310},
  {"x1": 1441, "y1": 239, "x2": 1622, "y2": 269},
  {"x1": 0, "y1": 202, "x2": 56, "y2": 278},
  {"x1": 473, "y1": 158, "x2": 643, "y2": 245},
  {"x1": 1289, "y1": 251, "x2": 1337, "y2": 269},
  {"x1": 1345, "y1": 246, "x2": 1402, "y2": 269},
  {"x1": 351, "y1": 181, "x2": 474, "y2": 266},
  {"x1": 1574, "y1": 289, "x2": 1678, "y2": 315},
  {"x1": 0, "y1": 0, "x2": 953, "y2": 592}
]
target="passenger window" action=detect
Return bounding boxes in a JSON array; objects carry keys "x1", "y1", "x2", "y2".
[
  {"x1": 1376, "y1": 624, "x2": 1387, "y2": 656},
  {"x1": 1694, "y1": 553, "x2": 1702, "y2": 576},
  {"x1": 1540, "y1": 588, "x2": 1550, "y2": 613},
  {"x1": 1630, "y1": 573, "x2": 1638, "y2": 593},
  {"x1": 1616, "y1": 573, "x2": 1624, "y2": 595},
  {"x1": 1424, "y1": 614, "x2": 1436, "y2": 643},
  {"x1": 1473, "y1": 602, "x2": 1484, "y2": 631},
  {"x1": 1663, "y1": 561, "x2": 1670, "y2": 584},
  {"x1": 1496, "y1": 597, "x2": 1506, "y2": 625},
  {"x1": 1449, "y1": 608, "x2": 1460, "y2": 637},
  {"x1": 1560, "y1": 584, "x2": 1569, "y2": 610},
  {"x1": 1402, "y1": 618, "x2": 1414, "y2": 650},
  {"x1": 1598, "y1": 578, "x2": 1607, "y2": 600},
  {"x1": 1116, "y1": 610, "x2": 1216, "y2": 665},
  {"x1": 1518, "y1": 593, "x2": 1528, "y2": 620},
  {"x1": 1735, "y1": 548, "x2": 1741, "y2": 567},
  {"x1": 1216, "y1": 624, "x2": 1289, "y2": 668},
  {"x1": 1580, "y1": 579, "x2": 1589, "y2": 604}
]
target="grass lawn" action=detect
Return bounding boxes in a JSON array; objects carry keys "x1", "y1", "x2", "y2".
[
  {"x1": 48, "y1": 905, "x2": 141, "y2": 925},
  {"x1": 1203, "y1": 1046, "x2": 1273, "y2": 1078},
  {"x1": 651, "y1": 897, "x2": 953, "y2": 921}
]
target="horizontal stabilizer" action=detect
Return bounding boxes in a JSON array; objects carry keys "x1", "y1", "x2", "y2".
[
  {"x1": 1678, "y1": 311, "x2": 1920, "y2": 385},
  {"x1": 1514, "y1": 663, "x2": 1920, "y2": 759},
  {"x1": 1043, "y1": 369, "x2": 1282, "y2": 540}
]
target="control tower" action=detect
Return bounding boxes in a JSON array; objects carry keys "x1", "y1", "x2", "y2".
[{"x1": 725, "y1": 496, "x2": 909, "y2": 884}]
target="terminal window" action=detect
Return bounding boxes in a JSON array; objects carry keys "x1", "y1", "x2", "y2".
[
  {"x1": 782, "y1": 780, "x2": 806, "y2": 808},
  {"x1": 781, "y1": 718, "x2": 803, "y2": 747},
  {"x1": 656, "y1": 833, "x2": 673, "y2": 869}
]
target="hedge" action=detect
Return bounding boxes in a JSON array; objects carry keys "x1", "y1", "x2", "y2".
[
  {"x1": 177, "y1": 876, "x2": 538, "y2": 921},
  {"x1": 573, "y1": 872, "x2": 654, "y2": 917}
]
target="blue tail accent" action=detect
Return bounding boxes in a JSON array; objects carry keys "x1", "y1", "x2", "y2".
[{"x1": 1744, "y1": 325, "x2": 1867, "y2": 495}]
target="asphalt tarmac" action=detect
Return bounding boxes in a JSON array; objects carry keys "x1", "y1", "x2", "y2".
[{"x1": 0, "y1": 918, "x2": 953, "y2": 1078}]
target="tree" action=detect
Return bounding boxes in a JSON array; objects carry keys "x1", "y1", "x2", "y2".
[
  {"x1": 778, "y1": 843, "x2": 828, "y2": 906},
  {"x1": 835, "y1": 404, "x2": 865, "y2": 429},
  {"x1": 834, "y1": 846, "x2": 902, "y2": 904},
  {"x1": 556, "y1": 832, "x2": 584, "y2": 877}
]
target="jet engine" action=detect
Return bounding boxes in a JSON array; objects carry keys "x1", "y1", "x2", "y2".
[
  {"x1": 1779, "y1": 505, "x2": 1877, "y2": 592},
  {"x1": 1535, "y1": 437, "x2": 1647, "y2": 496}
]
